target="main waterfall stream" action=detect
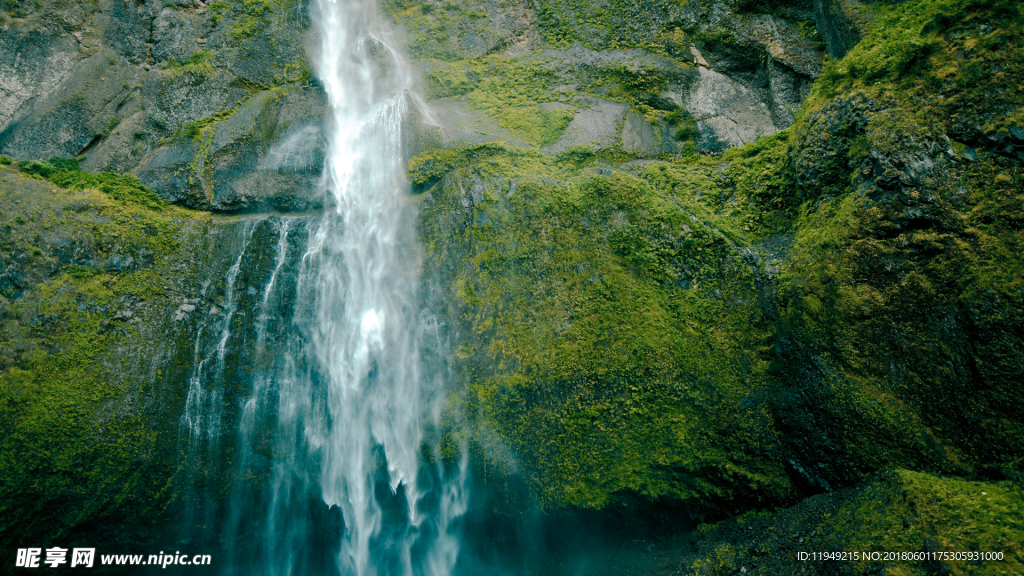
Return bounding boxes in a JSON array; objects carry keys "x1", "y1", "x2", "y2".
[
  {"x1": 304, "y1": 0, "x2": 466, "y2": 573},
  {"x1": 178, "y1": 0, "x2": 466, "y2": 573}
]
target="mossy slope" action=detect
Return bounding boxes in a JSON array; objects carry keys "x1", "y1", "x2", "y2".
[
  {"x1": 419, "y1": 141, "x2": 797, "y2": 515},
  {"x1": 0, "y1": 161, "x2": 271, "y2": 555},
  {"x1": 415, "y1": 0, "x2": 1024, "y2": 520},
  {"x1": 680, "y1": 469, "x2": 1024, "y2": 576}
]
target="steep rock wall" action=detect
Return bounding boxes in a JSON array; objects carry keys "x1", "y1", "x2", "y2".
[
  {"x1": 0, "y1": 0, "x2": 321, "y2": 211},
  {"x1": 410, "y1": 0, "x2": 1024, "y2": 517},
  {"x1": 0, "y1": 0, "x2": 1021, "y2": 565}
]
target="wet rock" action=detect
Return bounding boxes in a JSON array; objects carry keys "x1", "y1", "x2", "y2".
[
  {"x1": 105, "y1": 254, "x2": 134, "y2": 272},
  {"x1": 690, "y1": 46, "x2": 711, "y2": 67},
  {"x1": 0, "y1": 29, "x2": 83, "y2": 133},
  {"x1": 136, "y1": 87, "x2": 327, "y2": 211},
  {"x1": 686, "y1": 66, "x2": 777, "y2": 153},
  {"x1": 206, "y1": 88, "x2": 326, "y2": 212},
  {"x1": 813, "y1": 0, "x2": 872, "y2": 59},
  {"x1": 767, "y1": 59, "x2": 811, "y2": 129},
  {"x1": 544, "y1": 96, "x2": 628, "y2": 154},
  {"x1": 103, "y1": 0, "x2": 160, "y2": 64},
  {"x1": 135, "y1": 139, "x2": 200, "y2": 205},
  {"x1": 0, "y1": 49, "x2": 139, "y2": 159},
  {"x1": 621, "y1": 109, "x2": 677, "y2": 156},
  {"x1": 152, "y1": 7, "x2": 205, "y2": 65}
]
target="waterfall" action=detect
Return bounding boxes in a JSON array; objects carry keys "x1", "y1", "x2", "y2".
[
  {"x1": 176, "y1": 2, "x2": 465, "y2": 573},
  {"x1": 305, "y1": 0, "x2": 466, "y2": 573}
]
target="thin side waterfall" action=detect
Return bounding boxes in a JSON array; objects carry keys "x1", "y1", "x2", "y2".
[{"x1": 183, "y1": 219, "x2": 260, "y2": 441}]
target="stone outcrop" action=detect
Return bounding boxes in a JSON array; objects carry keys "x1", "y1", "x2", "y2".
[
  {"x1": 0, "y1": 0, "x2": 318, "y2": 211},
  {"x1": 813, "y1": 0, "x2": 873, "y2": 59},
  {"x1": 2, "y1": 0, "x2": 827, "y2": 211}
]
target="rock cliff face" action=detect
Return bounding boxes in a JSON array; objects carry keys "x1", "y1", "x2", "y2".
[
  {"x1": 1, "y1": 0, "x2": 1023, "y2": 572},
  {"x1": 0, "y1": 0, "x2": 321, "y2": 211},
  {"x1": 1, "y1": 0, "x2": 825, "y2": 208}
]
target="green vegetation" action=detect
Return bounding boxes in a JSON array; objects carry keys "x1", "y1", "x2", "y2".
[
  {"x1": 419, "y1": 145, "x2": 794, "y2": 513},
  {"x1": 411, "y1": 0, "x2": 1024, "y2": 521},
  {"x1": 2, "y1": 0, "x2": 1022, "y2": 557},
  {"x1": 822, "y1": 470, "x2": 1024, "y2": 574},
  {"x1": 0, "y1": 165, "x2": 210, "y2": 550},
  {"x1": 812, "y1": 0, "x2": 1023, "y2": 103},
  {"x1": 12, "y1": 157, "x2": 167, "y2": 211},
  {"x1": 681, "y1": 470, "x2": 1024, "y2": 575},
  {"x1": 408, "y1": 143, "x2": 506, "y2": 188},
  {"x1": 533, "y1": 0, "x2": 742, "y2": 52},
  {"x1": 385, "y1": 0, "x2": 500, "y2": 61},
  {"x1": 162, "y1": 49, "x2": 215, "y2": 82},
  {"x1": 773, "y1": 0, "x2": 1024, "y2": 490},
  {"x1": 51, "y1": 171, "x2": 168, "y2": 212},
  {"x1": 421, "y1": 52, "x2": 701, "y2": 150},
  {"x1": 423, "y1": 56, "x2": 578, "y2": 147},
  {"x1": 209, "y1": 0, "x2": 230, "y2": 26},
  {"x1": 230, "y1": 0, "x2": 274, "y2": 41}
]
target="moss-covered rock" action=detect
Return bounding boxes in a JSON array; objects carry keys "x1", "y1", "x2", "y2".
[
  {"x1": 0, "y1": 161, "x2": 301, "y2": 554},
  {"x1": 394, "y1": 0, "x2": 826, "y2": 161},
  {"x1": 413, "y1": 0, "x2": 1024, "y2": 523},
  {"x1": 679, "y1": 469, "x2": 1024, "y2": 575},
  {"x1": 771, "y1": 0, "x2": 1024, "y2": 491},
  {"x1": 416, "y1": 141, "x2": 799, "y2": 515},
  {"x1": 1, "y1": 0, "x2": 1022, "y2": 564},
  {"x1": 0, "y1": 0, "x2": 316, "y2": 211}
]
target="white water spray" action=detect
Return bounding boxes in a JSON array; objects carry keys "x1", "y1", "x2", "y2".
[
  {"x1": 305, "y1": 0, "x2": 467, "y2": 574},
  {"x1": 175, "y1": 2, "x2": 465, "y2": 572}
]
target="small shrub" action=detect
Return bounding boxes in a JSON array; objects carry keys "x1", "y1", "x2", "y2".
[
  {"x1": 665, "y1": 109, "x2": 700, "y2": 141},
  {"x1": 48, "y1": 157, "x2": 80, "y2": 172},
  {"x1": 50, "y1": 171, "x2": 167, "y2": 211},
  {"x1": 17, "y1": 159, "x2": 54, "y2": 178},
  {"x1": 209, "y1": 0, "x2": 230, "y2": 25},
  {"x1": 555, "y1": 145, "x2": 595, "y2": 166}
]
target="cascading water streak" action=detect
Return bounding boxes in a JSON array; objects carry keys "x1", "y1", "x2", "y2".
[
  {"x1": 176, "y1": 2, "x2": 465, "y2": 573},
  {"x1": 303, "y1": 0, "x2": 467, "y2": 574}
]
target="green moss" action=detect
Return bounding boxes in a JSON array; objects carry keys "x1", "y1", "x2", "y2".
[
  {"x1": 413, "y1": 0, "x2": 1024, "y2": 520},
  {"x1": 408, "y1": 143, "x2": 506, "y2": 186},
  {"x1": 424, "y1": 65, "x2": 474, "y2": 99},
  {"x1": 230, "y1": 0, "x2": 274, "y2": 41},
  {"x1": 209, "y1": 0, "x2": 230, "y2": 25},
  {"x1": 422, "y1": 55, "x2": 579, "y2": 146},
  {"x1": 822, "y1": 470, "x2": 1024, "y2": 574},
  {"x1": 681, "y1": 470, "x2": 1024, "y2": 576},
  {"x1": 421, "y1": 146, "x2": 796, "y2": 513},
  {"x1": 461, "y1": 58, "x2": 575, "y2": 146},
  {"x1": 0, "y1": 171, "x2": 211, "y2": 550},
  {"x1": 532, "y1": 0, "x2": 741, "y2": 53},
  {"x1": 16, "y1": 159, "x2": 55, "y2": 178},
  {"x1": 809, "y1": 0, "x2": 1024, "y2": 104},
  {"x1": 767, "y1": 0, "x2": 1024, "y2": 489},
  {"x1": 719, "y1": 131, "x2": 796, "y2": 230},
  {"x1": 388, "y1": 0, "x2": 502, "y2": 62},
  {"x1": 49, "y1": 171, "x2": 168, "y2": 213},
  {"x1": 162, "y1": 49, "x2": 215, "y2": 83},
  {"x1": 665, "y1": 108, "x2": 699, "y2": 140}
]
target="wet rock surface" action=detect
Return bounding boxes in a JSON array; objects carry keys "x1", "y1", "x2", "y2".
[
  {"x1": 2, "y1": 0, "x2": 1024, "y2": 570},
  {"x1": 0, "y1": 0, "x2": 315, "y2": 211}
]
